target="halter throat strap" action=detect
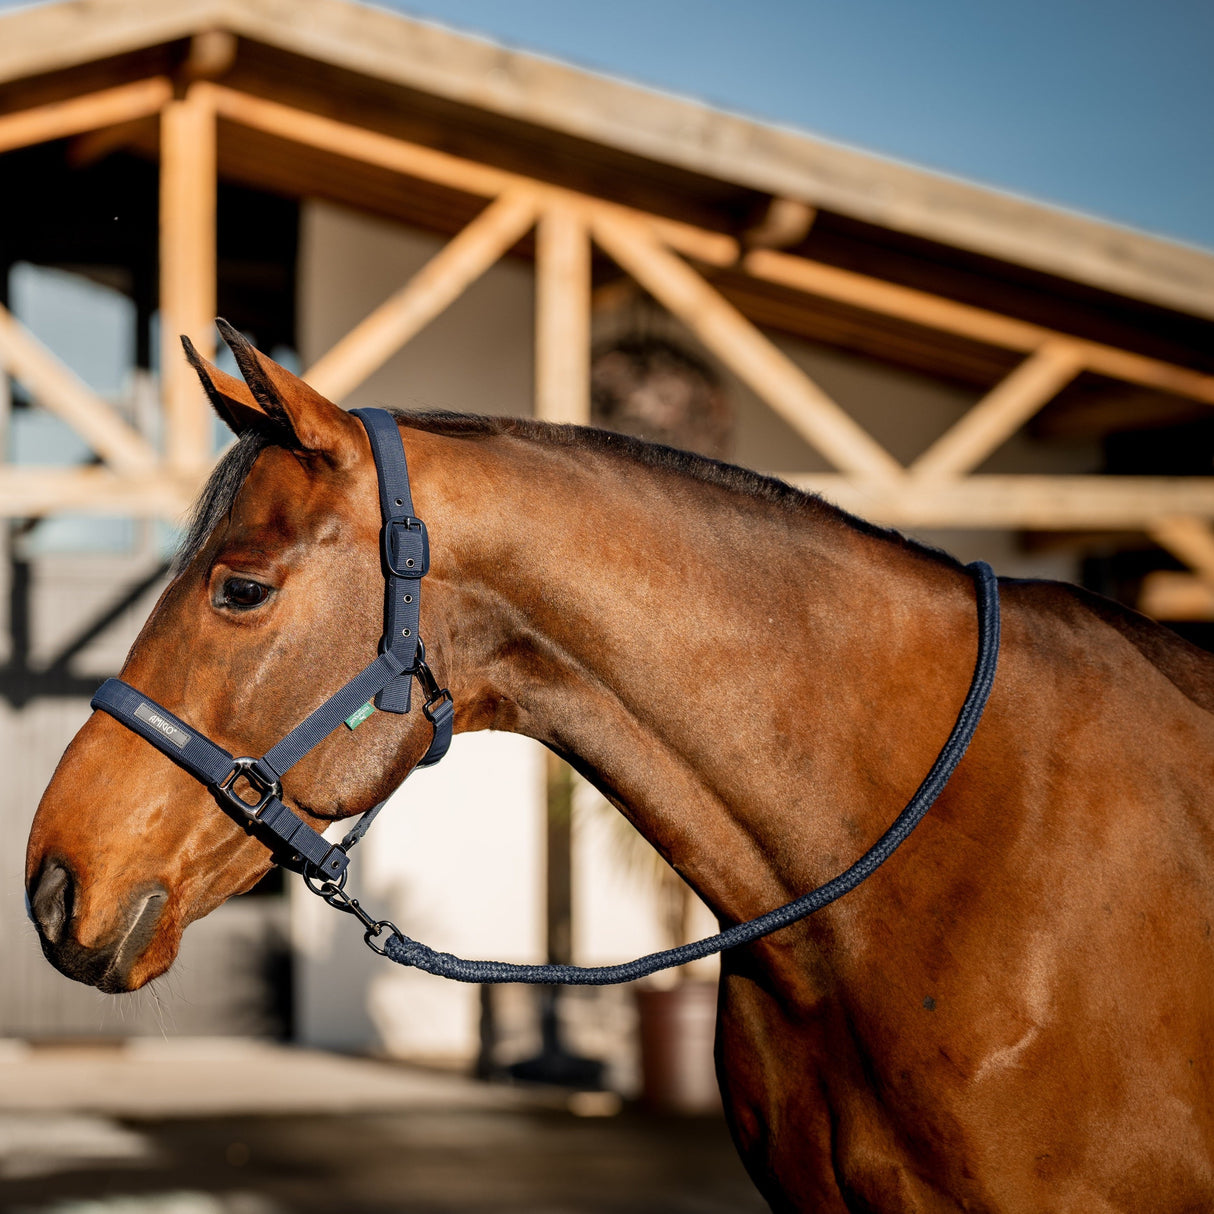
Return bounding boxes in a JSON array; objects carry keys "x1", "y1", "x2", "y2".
[{"x1": 90, "y1": 407, "x2": 453, "y2": 879}]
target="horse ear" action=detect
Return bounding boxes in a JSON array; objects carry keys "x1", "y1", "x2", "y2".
[
  {"x1": 180, "y1": 335, "x2": 270, "y2": 438},
  {"x1": 215, "y1": 318, "x2": 361, "y2": 462}
]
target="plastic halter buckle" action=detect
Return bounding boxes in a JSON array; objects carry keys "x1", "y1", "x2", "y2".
[
  {"x1": 382, "y1": 517, "x2": 429, "y2": 579},
  {"x1": 217, "y1": 757, "x2": 282, "y2": 819}
]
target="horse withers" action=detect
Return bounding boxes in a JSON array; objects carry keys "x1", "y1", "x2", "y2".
[{"x1": 26, "y1": 325, "x2": 1214, "y2": 1210}]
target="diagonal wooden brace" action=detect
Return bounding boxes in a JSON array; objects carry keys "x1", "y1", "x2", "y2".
[
  {"x1": 0, "y1": 305, "x2": 158, "y2": 474},
  {"x1": 590, "y1": 208, "x2": 904, "y2": 480}
]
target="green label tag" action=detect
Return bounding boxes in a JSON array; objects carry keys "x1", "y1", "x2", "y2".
[{"x1": 344, "y1": 701, "x2": 376, "y2": 730}]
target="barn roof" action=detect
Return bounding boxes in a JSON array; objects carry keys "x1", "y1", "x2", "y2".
[{"x1": 2, "y1": 0, "x2": 1212, "y2": 329}]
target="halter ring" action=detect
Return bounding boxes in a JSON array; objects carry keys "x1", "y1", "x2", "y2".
[{"x1": 216, "y1": 757, "x2": 281, "y2": 819}]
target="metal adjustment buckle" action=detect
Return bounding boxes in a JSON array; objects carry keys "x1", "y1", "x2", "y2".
[
  {"x1": 381, "y1": 517, "x2": 429, "y2": 578},
  {"x1": 423, "y1": 686, "x2": 454, "y2": 725},
  {"x1": 217, "y1": 757, "x2": 282, "y2": 819}
]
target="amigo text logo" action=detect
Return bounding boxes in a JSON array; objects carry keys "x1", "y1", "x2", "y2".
[{"x1": 133, "y1": 702, "x2": 190, "y2": 750}]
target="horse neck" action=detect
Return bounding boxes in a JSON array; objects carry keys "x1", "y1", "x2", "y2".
[{"x1": 415, "y1": 425, "x2": 981, "y2": 940}]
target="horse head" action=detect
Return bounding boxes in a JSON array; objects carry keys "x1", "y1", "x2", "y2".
[{"x1": 25, "y1": 323, "x2": 448, "y2": 992}]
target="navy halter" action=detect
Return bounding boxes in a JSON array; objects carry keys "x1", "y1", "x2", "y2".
[{"x1": 90, "y1": 408, "x2": 454, "y2": 882}]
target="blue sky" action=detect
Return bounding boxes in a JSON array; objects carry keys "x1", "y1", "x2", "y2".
[
  {"x1": 0, "y1": 0, "x2": 1210, "y2": 248},
  {"x1": 376, "y1": 0, "x2": 1214, "y2": 251}
]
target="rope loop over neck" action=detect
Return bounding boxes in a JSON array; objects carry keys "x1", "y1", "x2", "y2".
[{"x1": 369, "y1": 560, "x2": 1001, "y2": 984}]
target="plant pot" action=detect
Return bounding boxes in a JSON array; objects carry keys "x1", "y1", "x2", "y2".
[{"x1": 634, "y1": 979, "x2": 721, "y2": 1114}]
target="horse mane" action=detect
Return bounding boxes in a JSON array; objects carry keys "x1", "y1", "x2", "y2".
[
  {"x1": 174, "y1": 409, "x2": 957, "y2": 572},
  {"x1": 175, "y1": 428, "x2": 273, "y2": 571},
  {"x1": 395, "y1": 409, "x2": 959, "y2": 568}
]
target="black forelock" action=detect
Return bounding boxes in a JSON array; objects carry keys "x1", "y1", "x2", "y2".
[{"x1": 173, "y1": 429, "x2": 273, "y2": 572}]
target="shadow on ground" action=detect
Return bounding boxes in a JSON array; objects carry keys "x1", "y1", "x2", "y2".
[{"x1": 0, "y1": 1105, "x2": 768, "y2": 1213}]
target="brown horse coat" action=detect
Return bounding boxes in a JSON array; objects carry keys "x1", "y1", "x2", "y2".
[{"x1": 26, "y1": 332, "x2": 1214, "y2": 1211}]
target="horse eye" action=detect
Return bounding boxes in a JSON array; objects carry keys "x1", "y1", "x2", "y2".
[{"x1": 220, "y1": 578, "x2": 270, "y2": 609}]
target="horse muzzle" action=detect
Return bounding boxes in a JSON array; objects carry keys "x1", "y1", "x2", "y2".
[{"x1": 27, "y1": 858, "x2": 169, "y2": 993}]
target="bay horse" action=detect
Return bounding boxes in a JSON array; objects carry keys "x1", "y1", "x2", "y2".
[{"x1": 26, "y1": 325, "x2": 1214, "y2": 1211}]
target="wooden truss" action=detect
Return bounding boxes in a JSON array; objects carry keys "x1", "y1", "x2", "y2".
[{"x1": 3, "y1": 75, "x2": 1214, "y2": 613}]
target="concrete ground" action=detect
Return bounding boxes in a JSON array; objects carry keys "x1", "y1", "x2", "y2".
[{"x1": 0, "y1": 1040, "x2": 768, "y2": 1214}]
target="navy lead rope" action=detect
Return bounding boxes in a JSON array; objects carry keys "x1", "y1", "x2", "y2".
[{"x1": 381, "y1": 559, "x2": 1001, "y2": 985}]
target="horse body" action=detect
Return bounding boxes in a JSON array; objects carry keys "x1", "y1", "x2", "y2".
[
  {"x1": 25, "y1": 331, "x2": 1214, "y2": 1210},
  {"x1": 719, "y1": 581, "x2": 1214, "y2": 1211}
]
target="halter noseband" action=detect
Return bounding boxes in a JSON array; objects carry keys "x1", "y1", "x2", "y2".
[{"x1": 90, "y1": 408, "x2": 453, "y2": 882}]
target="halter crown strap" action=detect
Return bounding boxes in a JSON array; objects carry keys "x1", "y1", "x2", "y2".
[{"x1": 351, "y1": 407, "x2": 426, "y2": 714}]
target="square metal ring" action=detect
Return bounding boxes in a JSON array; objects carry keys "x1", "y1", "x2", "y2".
[{"x1": 217, "y1": 757, "x2": 281, "y2": 819}]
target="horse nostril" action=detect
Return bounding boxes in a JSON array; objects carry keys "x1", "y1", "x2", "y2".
[{"x1": 30, "y1": 860, "x2": 73, "y2": 945}]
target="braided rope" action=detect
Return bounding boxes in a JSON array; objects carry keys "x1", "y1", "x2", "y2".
[{"x1": 379, "y1": 560, "x2": 1000, "y2": 985}]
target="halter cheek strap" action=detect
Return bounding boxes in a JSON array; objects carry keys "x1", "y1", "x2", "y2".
[{"x1": 90, "y1": 408, "x2": 453, "y2": 879}]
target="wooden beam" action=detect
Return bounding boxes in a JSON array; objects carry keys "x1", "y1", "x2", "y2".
[
  {"x1": 305, "y1": 189, "x2": 539, "y2": 403},
  {"x1": 5, "y1": 82, "x2": 1211, "y2": 408},
  {"x1": 743, "y1": 198, "x2": 816, "y2": 251},
  {"x1": 744, "y1": 248, "x2": 1214, "y2": 408},
  {"x1": 910, "y1": 340, "x2": 1086, "y2": 480},
  {"x1": 68, "y1": 116, "x2": 154, "y2": 168},
  {"x1": 199, "y1": 83, "x2": 736, "y2": 267},
  {"x1": 783, "y1": 474, "x2": 1214, "y2": 530},
  {"x1": 535, "y1": 202, "x2": 591, "y2": 424},
  {"x1": 0, "y1": 77, "x2": 172, "y2": 154},
  {"x1": 202, "y1": 81, "x2": 513, "y2": 199},
  {"x1": 1149, "y1": 516, "x2": 1214, "y2": 586},
  {"x1": 185, "y1": 30, "x2": 239, "y2": 80},
  {"x1": 746, "y1": 248, "x2": 1048, "y2": 351},
  {"x1": 0, "y1": 467, "x2": 197, "y2": 518},
  {"x1": 0, "y1": 304, "x2": 157, "y2": 473},
  {"x1": 202, "y1": 84, "x2": 1214, "y2": 413},
  {"x1": 1139, "y1": 572, "x2": 1214, "y2": 621},
  {"x1": 590, "y1": 208, "x2": 903, "y2": 479},
  {"x1": 160, "y1": 84, "x2": 217, "y2": 473}
]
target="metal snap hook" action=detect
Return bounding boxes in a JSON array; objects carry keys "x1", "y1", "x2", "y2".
[{"x1": 365, "y1": 920, "x2": 402, "y2": 955}]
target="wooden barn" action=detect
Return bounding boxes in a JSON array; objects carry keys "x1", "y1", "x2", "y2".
[{"x1": 2, "y1": 0, "x2": 1213, "y2": 1078}]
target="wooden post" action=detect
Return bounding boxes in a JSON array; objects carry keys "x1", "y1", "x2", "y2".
[
  {"x1": 545, "y1": 750, "x2": 575, "y2": 966},
  {"x1": 160, "y1": 85, "x2": 216, "y2": 473},
  {"x1": 534, "y1": 200, "x2": 591, "y2": 972},
  {"x1": 535, "y1": 202, "x2": 591, "y2": 424}
]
